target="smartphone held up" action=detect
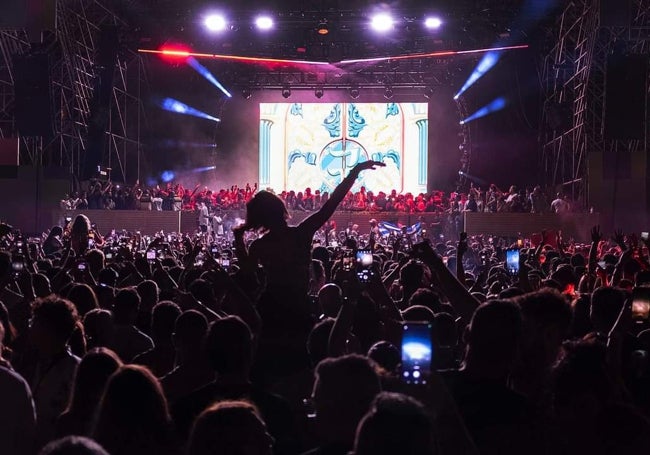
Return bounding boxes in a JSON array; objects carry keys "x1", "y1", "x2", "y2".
[{"x1": 401, "y1": 322, "x2": 433, "y2": 385}]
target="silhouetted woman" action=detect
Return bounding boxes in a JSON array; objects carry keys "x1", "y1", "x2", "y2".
[
  {"x1": 234, "y1": 160, "x2": 384, "y2": 330},
  {"x1": 93, "y1": 365, "x2": 179, "y2": 455},
  {"x1": 56, "y1": 347, "x2": 122, "y2": 437},
  {"x1": 235, "y1": 160, "x2": 384, "y2": 298}
]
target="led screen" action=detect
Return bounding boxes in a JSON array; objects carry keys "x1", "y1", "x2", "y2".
[{"x1": 259, "y1": 102, "x2": 428, "y2": 194}]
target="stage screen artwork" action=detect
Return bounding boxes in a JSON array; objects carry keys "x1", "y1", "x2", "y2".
[{"x1": 259, "y1": 103, "x2": 428, "y2": 194}]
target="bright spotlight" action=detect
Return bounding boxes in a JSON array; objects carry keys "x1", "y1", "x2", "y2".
[
  {"x1": 255, "y1": 16, "x2": 274, "y2": 30},
  {"x1": 424, "y1": 17, "x2": 442, "y2": 29},
  {"x1": 454, "y1": 51, "x2": 501, "y2": 98},
  {"x1": 160, "y1": 98, "x2": 221, "y2": 122},
  {"x1": 371, "y1": 13, "x2": 394, "y2": 32},
  {"x1": 204, "y1": 14, "x2": 227, "y2": 32},
  {"x1": 460, "y1": 97, "x2": 507, "y2": 124},
  {"x1": 187, "y1": 57, "x2": 232, "y2": 98}
]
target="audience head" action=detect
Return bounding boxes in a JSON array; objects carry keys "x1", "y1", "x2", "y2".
[
  {"x1": 312, "y1": 355, "x2": 381, "y2": 444},
  {"x1": 187, "y1": 401, "x2": 273, "y2": 455},
  {"x1": 112, "y1": 288, "x2": 141, "y2": 325},
  {"x1": 39, "y1": 436, "x2": 109, "y2": 455},
  {"x1": 245, "y1": 191, "x2": 288, "y2": 231},
  {"x1": 67, "y1": 283, "x2": 99, "y2": 316},
  {"x1": 318, "y1": 283, "x2": 343, "y2": 317},
  {"x1": 367, "y1": 341, "x2": 400, "y2": 374},
  {"x1": 83, "y1": 309, "x2": 114, "y2": 349},
  {"x1": 353, "y1": 392, "x2": 435, "y2": 455},
  {"x1": 590, "y1": 287, "x2": 626, "y2": 334},
  {"x1": 205, "y1": 316, "x2": 253, "y2": 376},
  {"x1": 150, "y1": 300, "x2": 181, "y2": 344},
  {"x1": 464, "y1": 299, "x2": 522, "y2": 378},
  {"x1": 400, "y1": 260, "x2": 426, "y2": 291},
  {"x1": 136, "y1": 280, "x2": 159, "y2": 310},
  {"x1": 173, "y1": 309, "x2": 208, "y2": 353},
  {"x1": 33, "y1": 273, "x2": 53, "y2": 297},
  {"x1": 515, "y1": 289, "x2": 572, "y2": 367},
  {"x1": 94, "y1": 365, "x2": 171, "y2": 452},
  {"x1": 30, "y1": 296, "x2": 80, "y2": 354},
  {"x1": 67, "y1": 347, "x2": 122, "y2": 414}
]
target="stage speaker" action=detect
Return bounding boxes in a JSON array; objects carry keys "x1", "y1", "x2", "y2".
[
  {"x1": 13, "y1": 53, "x2": 53, "y2": 137},
  {"x1": 604, "y1": 54, "x2": 647, "y2": 141},
  {"x1": 600, "y1": 0, "x2": 631, "y2": 27}
]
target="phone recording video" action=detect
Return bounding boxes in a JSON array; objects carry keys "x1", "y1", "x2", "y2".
[
  {"x1": 77, "y1": 261, "x2": 87, "y2": 271},
  {"x1": 356, "y1": 249, "x2": 373, "y2": 282},
  {"x1": 632, "y1": 287, "x2": 650, "y2": 320},
  {"x1": 506, "y1": 248, "x2": 520, "y2": 275},
  {"x1": 642, "y1": 232, "x2": 649, "y2": 242},
  {"x1": 220, "y1": 255, "x2": 230, "y2": 270},
  {"x1": 146, "y1": 250, "x2": 156, "y2": 262},
  {"x1": 342, "y1": 250, "x2": 355, "y2": 272},
  {"x1": 401, "y1": 323, "x2": 433, "y2": 385}
]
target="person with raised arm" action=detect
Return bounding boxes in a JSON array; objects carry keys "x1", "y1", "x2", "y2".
[{"x1": 233, "y1": 160, "x2": 385, "y2": 302}]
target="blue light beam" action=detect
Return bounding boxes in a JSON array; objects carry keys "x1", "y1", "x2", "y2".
[
  {"x1": 460, "y1": 97, "x2": 507, "y2": 124},
  {"x1": 454, "y1": 51, "x2": 501, "y2": 99},
  {"x1": 160, "y1": 98, "x2": 221, "y2": 122},
  {"x1": 187, "y1": 57, "x2": 232, "y2": 98}
]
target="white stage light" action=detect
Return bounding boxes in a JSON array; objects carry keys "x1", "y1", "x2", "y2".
[
  {"x1": 424, "y1": 17, "x2": 442, "y2": 29},
  {"x1": 371, "y1": 13, "x2": 394, "y2": 32},
  {"x1": 204, "y1": 14, "x2": 227, "y2": 32},
  {"x1": 255, "y1": 16, "x2": 274, "y2": 30}
]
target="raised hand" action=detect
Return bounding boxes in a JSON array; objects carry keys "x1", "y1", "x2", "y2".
[
  {"x1": 591, "y1": 225, "x2": 602, "y2": 243},
  {"x1": 352, "y1": 160, "x2": 386, "y2": 175},
  {"x1": 613, "y1": 228, "x2": 626, "y2": 249}
]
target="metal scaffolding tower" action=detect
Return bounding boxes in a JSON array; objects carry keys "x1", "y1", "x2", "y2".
[
  {"x1": 541, "y1": 0, "x2": 650, "y2": 209},
  {"x1": 0, "y1": 0, "x2": 146, "y2": 183}
]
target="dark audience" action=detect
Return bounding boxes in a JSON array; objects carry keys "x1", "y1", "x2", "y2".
[{"x1": 2, "y1": 180, "x2": 650, "y2": 455}]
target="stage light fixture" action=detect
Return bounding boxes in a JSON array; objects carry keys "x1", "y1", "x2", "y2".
[
  {"x1": 371, "y1": 13, "x2": 394, "y2": 32},
  {"x1": 454, "y1": 51, "x2": 501, "y2": 98},
  {"x1": 282, "y1": 86, "x2": 291, "y2": 98},
  {"x1": 255, "y1": 16, "x2": 274, "y2": 30},
  {"x1": 317, "y1": 21, "x2": 329, "y2": 35},
  {"x1": 460, "y1": 97, "x2": 507, "y2": 124},
  {"x1": 384, "y1": 86, "x2": 394, "y2": 99},
  {"x1": 349, "y1": 86, "x2": 360, "y2": 99},
  {"x1": 204, "y1": 14, "x2": 227, "y2": 32},
  {"x1": 424, "y1": 17, "x2": 442, "y2": 29},
  {"x1": 315, "y1": 88, "x2": 324, "y2": 99}
]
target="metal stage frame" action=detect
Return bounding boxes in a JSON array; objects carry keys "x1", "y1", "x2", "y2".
[
  {"x1": 540, "y1": 0, "x2": 650, "y2": 209},
  {"x1": 0, "y1": 0, "x2": 147, "y2": 183}
]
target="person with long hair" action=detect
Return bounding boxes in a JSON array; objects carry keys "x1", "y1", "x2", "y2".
[
  {"x1": 234, "y1": 160, "x2": 384, "y2": 320},
  {"x1": 56, "y1": 347, "x2": 122, "y2": 437},
  {"x1": 93, "y1": 364, "x2": 178, "y2": 455}
]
